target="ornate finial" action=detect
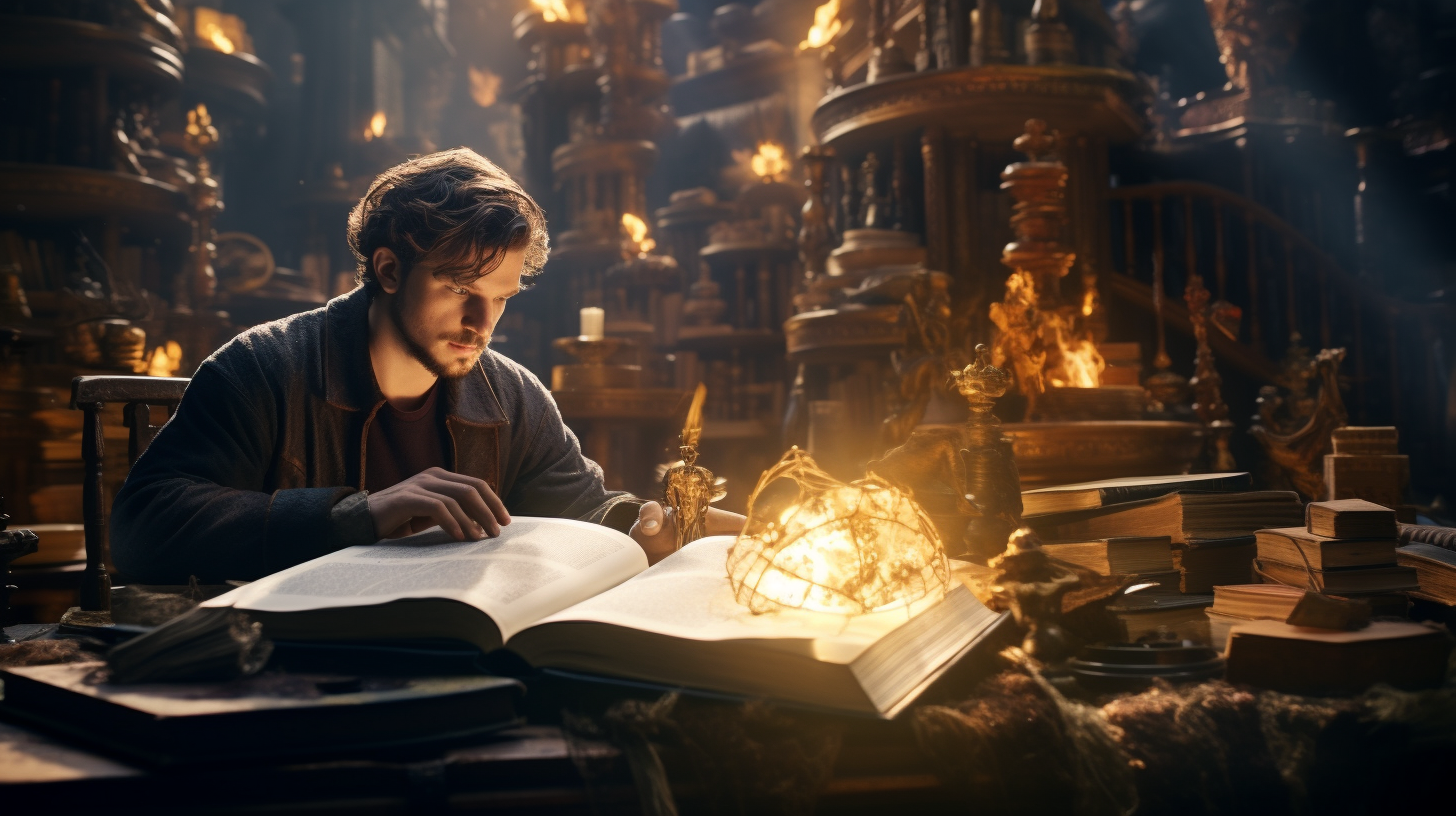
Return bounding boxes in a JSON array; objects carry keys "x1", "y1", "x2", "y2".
[
  {"x1": 953, "y1": 344, "x2": 1012, "y2": 408},
  {"x1": 1012, "y1": 119, "x2": 1057, "y2": 162}
]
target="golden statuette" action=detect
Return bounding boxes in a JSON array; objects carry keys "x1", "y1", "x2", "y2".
[{"x1": 663, "y1": 383, "x2": 722, "y2": 549}]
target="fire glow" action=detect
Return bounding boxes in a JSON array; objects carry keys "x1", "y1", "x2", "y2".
[
  {"x1": 532, "y1": 0, "x2": 584, "y2": 23},
  {"x1": 1048, "y1": 316, "x2": 1105, "y2": 389},
  {"x1": 146, "y1": 341, "x2": 183, "y2": 378},
  {"x1": 621, "y1": 213, "x2": 656, "y2": 255},
  {"x1": 799, "y1": 0, "x2": 842, "y2": 51},
  {"x1": 364, "y1": 111, "x2": 387, "y2": 141},
  {"x1": 750, "y1": 141, "x2": 788, "y2": 181}
]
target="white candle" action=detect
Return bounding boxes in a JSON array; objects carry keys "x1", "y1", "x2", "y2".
[{"x1": 579, "y1": 307, "x2": 605, "y2": 340}]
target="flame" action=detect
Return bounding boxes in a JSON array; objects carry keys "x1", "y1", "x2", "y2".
[
  {"x1": 365, "y1": 111, "x2": 387, "y2": 141},
  {"x1": 146, "y1": 341, "x2": 183, "y2": 378},
  {"x1": 1081, "y1": 286, "x2": 1097, "y2": 317},
  {"x1": 799, "y1": 0, "x2": 842, "y2": 51},
  {"x1": 1047, "y1": 316, "x2": 1105, "y2": 388},
  {"x1": 621, "y1": 213, "x2": 656, "y2": 254},
  {"x1": 749, "y1": 141, "x2": 789, "y2": 180},
  {"x1": 532, "y1": 0, "x2": 583, "y2": 23}
]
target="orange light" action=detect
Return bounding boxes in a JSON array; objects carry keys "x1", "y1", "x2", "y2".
[
  {"x1": 364, "y1": 111, "x2": 387, "y2": 141},
  {"x1": 621, "y1": 213, "x2": 656, "y2": 255},
  {"x1": 799, "y1": 0, "x2": 842, "y2": 51},
  {"x1": 749, "y1": 141, "x2": 789, "y2": 181}
]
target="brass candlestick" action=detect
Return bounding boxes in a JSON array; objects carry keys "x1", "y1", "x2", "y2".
[
  {"x1": 550, "y1": 335, "x2": 640, "y2": 390},
  {"x1": 953, "y1": 345, "x2": 1024, "y2": 562}
]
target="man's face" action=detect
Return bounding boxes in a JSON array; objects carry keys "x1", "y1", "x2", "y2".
[{"x1": 388, "y1": 248, "x2": 526, "y2": 379}]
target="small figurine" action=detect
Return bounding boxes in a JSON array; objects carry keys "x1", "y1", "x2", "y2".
[
  {"x1": 989, "y1": 528, "x2": 1079, "y2": 666},
  {"x1": 663, "y1": 383, "x2": 723, "y2": 548}
]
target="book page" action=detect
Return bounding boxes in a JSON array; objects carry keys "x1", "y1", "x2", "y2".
[
  {"x1": 519, "y1": 536, "x2": 950, "y2": 665},
  {"x1": 204, "y1": 517, "x2": 648, "y2": 640}
]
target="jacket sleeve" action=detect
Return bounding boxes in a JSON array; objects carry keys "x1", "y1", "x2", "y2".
[
  {"x1": 502, "y1": 376, "x2": 645, "y2": 535},
  {"x1": 110, "y1": 361, "x2": 375, "y2": 584}
]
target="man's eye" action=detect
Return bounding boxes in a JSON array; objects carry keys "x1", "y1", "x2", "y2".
[{"x1": 448, "y1": 286, "x2": 469, "y2": 296}]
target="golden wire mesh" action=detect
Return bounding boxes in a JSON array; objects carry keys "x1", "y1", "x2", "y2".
[{"x1": 726, "y1": 448, "x2": 950, "y2": 615}]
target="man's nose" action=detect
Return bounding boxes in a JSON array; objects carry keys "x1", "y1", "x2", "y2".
[{"x1": 464, "y1": 294, "x2": 503, "y2": 333}]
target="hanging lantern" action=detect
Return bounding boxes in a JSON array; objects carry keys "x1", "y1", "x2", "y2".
[{"x1": 727, "y1": 448, "x2": 950, "y2": 615}]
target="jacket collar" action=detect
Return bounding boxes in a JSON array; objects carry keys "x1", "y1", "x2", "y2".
[{"x1": 322, "y1": 287, "x2": 508, "y2": 427}]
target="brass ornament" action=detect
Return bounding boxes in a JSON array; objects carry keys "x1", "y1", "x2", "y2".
[
  {"x1": 989, "y1": 528, "x2": 1079, "y2": 665},
  {"x1": 663, "y1": 383, "x2": 723, "y2": 549},
  {"x1": 1249, "y1": 346, "x2": 1348, "y2": 500}
]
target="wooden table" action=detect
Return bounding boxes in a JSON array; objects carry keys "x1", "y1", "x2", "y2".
[{"x1": 1, "y1": 626, "x2": 959, "y2": 815}]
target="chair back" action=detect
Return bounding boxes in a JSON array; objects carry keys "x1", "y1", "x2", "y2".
[{"x1": 70, "y1": 375, "x2": 190, "y2": 613}]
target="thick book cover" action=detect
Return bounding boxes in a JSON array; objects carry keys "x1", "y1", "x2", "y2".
[
  {"x1": 1224, "y1": 620, "x2": 1450, "y2": 695},
  {"x1": 1040, "y1": 536, "x2": 1174, "y2": 575},
  {"x1": 1304, "y1": 499, "x2": 1398, "y2": 539},
  {"x1": 1021, "y1": 473, "x2": 1252, "y2": 517},
  {"x1": 1396, "y1": 542, "x2": 1456, "y2": 605},
  {"x1": 1027, "y1": 491, "x2": 1303, "y2": 544},
  {"x1": 0, "y1": 663, "x2": 522, "y2": 767},
  {"x1": 1254, "y1": 527, "x2": 1397, "y2": 570},
  {"x1": 1254, "y1": 558, "x2": 1419, "y2": 594}
]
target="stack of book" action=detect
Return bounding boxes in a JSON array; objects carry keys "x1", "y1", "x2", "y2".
[
  {"x1": 1323, "y1": 426, "x2": 1409, "y2": 509},
  {"x1": 1041, "y1": 535, "x2": 1209, "y2": 642},
  {"x1": 1026, "y1": 473, "x2": 1304, "y2": 643},
  {"x1": 1203, "y1": 584, "x2": 1307, "y2": 650},
  {"x1": 1254, "y1": 499, "x2": 1417, "y2": 600},
  {"x1": 1027, "y1": 473, "x2": 1304, "y2": 601}
]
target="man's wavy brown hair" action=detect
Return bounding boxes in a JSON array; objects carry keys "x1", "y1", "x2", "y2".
[{"x1": 347, "y1": 148, "x2": 548, "y2": 294}]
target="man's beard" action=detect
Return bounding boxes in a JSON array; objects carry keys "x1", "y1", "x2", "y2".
[{"x1": 389, "y1": 291, "x2": 487, "y2": 380}]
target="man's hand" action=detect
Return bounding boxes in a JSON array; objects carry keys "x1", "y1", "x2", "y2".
[
  {"x1": 630, "y1": 502, "x2": 746, "y2": 565},
  {"x1": 367, "y1": 467, "x2": 511, "y2": 540}
]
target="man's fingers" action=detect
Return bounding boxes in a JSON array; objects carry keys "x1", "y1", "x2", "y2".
[
  {"x1": 416, "y1": 493, "x2": 474, "y2": 541},
  {"x1": 637, "y1": 501, "x2": 666, "y2": 535},
  {"x1": 426, "y1": 469, "x2": 510, "y2": 525},
  {"x1": 427, "y1": 479, "x2": 500, "y2": 537}
]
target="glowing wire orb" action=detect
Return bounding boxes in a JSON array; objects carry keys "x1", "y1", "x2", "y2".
[{"x1": 727, "y1": 451, "x2": 949, "y2": 615}]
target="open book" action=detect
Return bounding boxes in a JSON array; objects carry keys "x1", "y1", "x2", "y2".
[{"x1": 204, "y1": 518, "x2": 1007, "y2": 718}]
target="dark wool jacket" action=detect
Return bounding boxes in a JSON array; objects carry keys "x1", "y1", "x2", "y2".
[{"x1": 111, "y1": 287, "x2": 643, "y2": 584}]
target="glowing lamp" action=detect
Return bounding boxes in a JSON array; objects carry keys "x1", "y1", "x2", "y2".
[{"x1": 727, "y1": 448, "x2": 949, "y2": 615}]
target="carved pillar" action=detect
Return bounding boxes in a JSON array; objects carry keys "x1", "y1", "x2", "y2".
[{"x1": 921, "y1": 127, "x2": 949, "y2": 274}]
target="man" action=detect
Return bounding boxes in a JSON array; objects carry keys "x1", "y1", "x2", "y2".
[{"x1": 112, "y1": 148, "x2": 742, "y2": 584}]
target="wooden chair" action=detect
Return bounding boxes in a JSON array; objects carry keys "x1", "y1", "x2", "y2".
[{"x1": 70, "y1": 375, "x2": 190, "y2": 614}]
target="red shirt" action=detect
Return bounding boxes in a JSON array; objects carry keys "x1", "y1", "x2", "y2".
[{"x1": 364, "y1": 382, "x2": 447, "y2": 494}]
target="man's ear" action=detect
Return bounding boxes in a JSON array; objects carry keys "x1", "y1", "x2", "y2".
[{"x1": 372, "y1": 247, "x2": 403, "y2": 295}]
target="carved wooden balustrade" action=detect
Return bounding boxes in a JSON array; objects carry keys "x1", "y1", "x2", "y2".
[{"x1": 1106, "y1": 181, "x2": 1453, "y2": 480}]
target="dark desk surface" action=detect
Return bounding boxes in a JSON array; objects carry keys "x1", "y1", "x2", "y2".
[
  {"x1": 0, "y1": 719, "x2": 950, "y2": 815},
  {"x1": 1, "y1": 626, "x2": 954, "y2": 815}
]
